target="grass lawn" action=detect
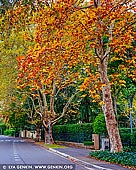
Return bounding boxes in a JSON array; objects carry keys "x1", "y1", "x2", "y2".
[{"x1": 35, "y1": 142, "x2": 67, "y2": 149}]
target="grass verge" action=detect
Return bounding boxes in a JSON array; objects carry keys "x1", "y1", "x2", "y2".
[{"x1": 35, "y1": 142, "x2": 67, "y2": 149}]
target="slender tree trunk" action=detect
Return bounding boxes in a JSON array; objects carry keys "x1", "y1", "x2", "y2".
[
  {"x1": 99, "y1": 58, "x2": 123, "y2": 152},
  {"x1": 36, "y1": 126, "x2": 41, "y2": 142},
  {"x1": 44, "y1": 124, "x2": 54, "y2": 144}
]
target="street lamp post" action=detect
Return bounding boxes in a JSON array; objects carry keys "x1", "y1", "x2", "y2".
[
  {"x1": 130, "y1": 113, "x2": 133, "y2": 134},
  {"x1": 129, "y1": 98, "x2": 133, "y2": 134}
]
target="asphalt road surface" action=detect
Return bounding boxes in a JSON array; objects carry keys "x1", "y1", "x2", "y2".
[{"x1": 0, "y1": 135, "x2": 98, "y2": 170}]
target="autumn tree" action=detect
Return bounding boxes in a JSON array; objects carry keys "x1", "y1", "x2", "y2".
[
  {"x1": 1, "y1": 0, "x2": 98, "y2": 143},
  {"x1": 0, "y1": 1, "x2": 34, "y2": 127},
  {"x1": 76, "y1": 0, "x2": 135, "y2": 152},
  {"x1": 16, "y1": 1, "x2": 87, "y2": 143},
  {"x1": 60, "y1": 0, "x2": 135, "y2": 152},
  {"x1": 0, "y1": 14, "x2": 18, "y2": 120}
]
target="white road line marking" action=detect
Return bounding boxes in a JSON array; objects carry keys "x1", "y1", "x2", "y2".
[
  {"x1": 0, "y1": 139, "x2": 25, "y2": 142},
  {"x1": 15, "y1": 159, "x2": 22, "y2": 161},
  {"x1": 14, "y1": 156, "x2": 20, "y2": 158},
  {"x1": 49, "y1": 148, "x2": 113, "y2": 170}
]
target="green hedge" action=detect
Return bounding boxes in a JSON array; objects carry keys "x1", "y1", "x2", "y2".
[
  {"x1": 53, "y1": 124, "x2": 136, "y2": 146},
  {"x1": 84, "y1": 141, "x2": 94, "y2": 146},
  {"x1": 4, "y1": 129, "x2": 15, "y2": 136},
  {"x1": 119, "y1": 128, "x2": 136, "y2": 147},
  {"x1": 53, "y1": 123, "x2": 93, "y2": 143},
  {"x1": 119, "y1": 128, "x2": 136, "y2": 134}
]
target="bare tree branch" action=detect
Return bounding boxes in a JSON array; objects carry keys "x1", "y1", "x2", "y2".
[
  {"x1": 28, "y1": 95, "x2": 42, "y2": 118},
  {"x1": 50, "y1": 81, "x2": 56, "y2": 117},
  {"x1": 40, "y1": 84, "x2": 48, "y2": 112},
  {"x1": 52, "y1": 91, "x2": 79, "y2": 125}
]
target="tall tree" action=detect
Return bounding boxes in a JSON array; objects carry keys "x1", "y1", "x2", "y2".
[
  {"x1": 16, "y1": 1, "x2": 85, "y2": 143},
  {"x1": 70, "y1": 0, "x2": 135, "y2": 152},
  {"x1": 0, "y1": 2, "x2": 33, "y2": 126}
]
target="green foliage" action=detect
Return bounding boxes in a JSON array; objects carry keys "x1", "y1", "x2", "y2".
[
  {"x1": 79, "y1": 95, "x2": 92, "y2": 123},
  {"x1": 89, "y1": 151, "x2": 136, "y2": 167},
  {"x1": 55, "y1": 87, "x2": 81, "y2": 125},
  {"x1": 0, "y1": 120, "x2": 6, "y2": 134},
  {"x1": 84, "y1": 141, "x2": 94, "y2": 146},
  {"x1": 119, "y1": 128, "x2": 136, "y2": 147},
  {"x1": 79, "y1": 94, "x2": 100, "y2": 123},
  {"x1": 53, "y1": 123, "x2": 93, "y2": 143},
  {"x1": 123, "y1": 146, "x2": 136, "y2": 152},
  {"x1": 119, "y1": 128, "x2": 136, "y2": 133},
  {"x1": 0, "y1": 0, "x2": 12, "y2": 14},
  {"x1": 92, "y1": 113, "x2": 107, "y2": 136},
  {"x1": 4, "y1": 128, "x2": 15, "y2": 136},
  {"x1": 89, "y1": 127, "x2": 136, "y2": 167}
]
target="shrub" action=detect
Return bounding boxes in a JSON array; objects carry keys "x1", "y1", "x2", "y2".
[
  {"x1": 123, "y1": 146, "x2": 136, "y2": 152},
  {"x1": 92, "y1": 113, "x2": 107, "y2": 136},
  {"x1": 90, "y1": 150, "x2": 136, "y2": 167},
  {"x1": 0, "y1": 122, "x2": 6, "y2": 134},
  {"x1": 119, "y1": 128, "x2": 136, "y2": 134},
  {"x1": 4, "y1": 128, "x2": 15, "y2": 136},
  {"x1": 53, "y1": 123, "x2": 93, "y2": 143},
  {"x1": 84, "y1": 141, "x2": 94, "y2": 146},
  {"x1": 119, "y1": 128, "x2": 136, "y2": 147}
]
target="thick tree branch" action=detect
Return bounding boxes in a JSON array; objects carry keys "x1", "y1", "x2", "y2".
[
  {"x1": 50, "y1": 81, "x2": 56, "y2": 117},
  {"x1": 42, "y1": 119, "x2": 48, "y2": 129},
  {"x1": 28, "y1": 95, "x2": 42, "y2": 118},
  {"x1": 37, "y1": 89, "x2": 43, "y2": 113},
  {"x1": 101, "y1": 21, "x2": 114, "y2": 61},
  {"x1": 52, "y1": 91, "x2": 79, "y2": 125},
  {"x1": 40, "y1": 84, "x2": 48, "y2": 112}
]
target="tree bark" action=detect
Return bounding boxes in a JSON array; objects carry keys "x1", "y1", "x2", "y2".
[
  {"x1": 44, "y1": 123, "x2": 54, "y2": 144},
  {"x1": 99, "y1": 57, "x2": 123, "y2": 152},
  {"x1": 36, "y1": 126, "x2": 41, "y2": 142}
]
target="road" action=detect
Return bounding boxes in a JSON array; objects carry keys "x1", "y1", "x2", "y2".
[{"x1": 0, "y1": 135, "x2": 98, "y2": 170}]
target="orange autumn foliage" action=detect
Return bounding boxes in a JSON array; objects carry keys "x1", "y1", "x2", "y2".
[{"x1": 8, "y1": 0, "x2": 135, "y2": 150}]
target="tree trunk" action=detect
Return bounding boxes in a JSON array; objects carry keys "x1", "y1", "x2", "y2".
[
  {"x1": 99, "y1": 58, "x2": 123, "y2": 152},
  {"x1": 44, "y1": 124, "x2": 54, "y2": 144},
  {"x1": 36, "y1": 126, "x2": 41, "y2": 142}
]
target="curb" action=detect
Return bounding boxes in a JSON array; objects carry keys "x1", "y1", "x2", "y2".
[
  {"x1": 32, "y1": 142, "x2": 130, "y2": 170},
  {"x1": 49, "y1": 148, "x2": 113, "y2": 170}
]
